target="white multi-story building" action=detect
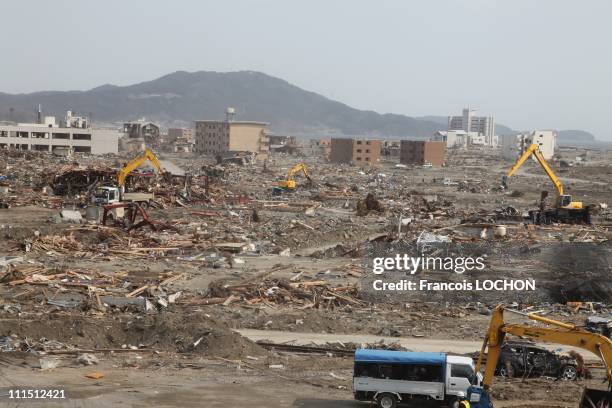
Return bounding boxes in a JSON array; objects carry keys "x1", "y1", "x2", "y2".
[
  {"x1": 448, "y1": 107, "x2": 496, "y2": 146},
  {"x1": 0, "y1": 112, "x2": 120, "y2": 155},
  {"x1": 501, "y1": 130, "x2": 556, "y2": 160}
]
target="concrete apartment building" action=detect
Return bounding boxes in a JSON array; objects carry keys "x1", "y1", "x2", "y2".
[
  {"x1": 400, "y1": 140, "x2": 446, "y2": 166},
  {"x1": 330, "y1": 138, "x2": 381, "y2": 165},
  {"x1": 502, "y1": 130, "x2": 556, "y2": 160},
  {"x1": 195, "y1": 120, "x2": 269, "y2": 161},
  {"x1": 448, "y1": 107, "x2": 496, "y2": 146},
  {"x1": 0, "y1": 112, "x2": 120, "y2": 155},
  {"x1": 167, "y1": 127, "x2": 194, "y2": 143},
  {"x1": 309, "y1": 138, "x2": 331, "y2": 159},
  {"x1": 167, "y1": 128, "x2": 194, "y2": 153}
]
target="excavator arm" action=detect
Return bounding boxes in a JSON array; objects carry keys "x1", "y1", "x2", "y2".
[
  {"x1": 476, "y1": 306, "x2": 612, "y2": 390},
  {"x1": 504, "y1": 143, "x2": 564, "y2": 196},
  {"x1": 286, "y1": 163, "x2": 311, "y2": 182},
  {"x1": 117, "y1": 149, "x2": 164, "y2": 187}
]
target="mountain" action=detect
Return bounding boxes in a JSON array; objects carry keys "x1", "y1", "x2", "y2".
[
  {"x1": 0, "y1": 71, "x2": 598, "y2": 141},
  {"x1": 0, "y1": 71, "x2": 445, "y2": 138},
  {"x1": 557, "y1": 129, "x2": 596, "y2": 143}
]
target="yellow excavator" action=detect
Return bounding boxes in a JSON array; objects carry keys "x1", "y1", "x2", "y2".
[
  {"x1": 502, "y1": 143, "x2": 590, "y2": 224},
  {"x1": 93, "y1": 149, "x2": 164, "y2": 205},
  {"x1": 117, "y1": 148, "x2": 163, "y2": 187},
  {"x1": 465, "y1": 305, "x2": 612, "y2": 407},
  {"x1": 277, "y1": 163, "x2": 312, "y2": 190}
]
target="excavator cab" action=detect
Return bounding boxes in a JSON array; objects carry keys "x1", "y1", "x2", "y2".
[{"x1": 557, "y1": 194, "x2": 573, "y2": 208}]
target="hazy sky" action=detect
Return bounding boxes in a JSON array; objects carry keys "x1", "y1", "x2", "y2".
[{"x1": 2, "y1": 0, "x2": 611, "y2": 139}]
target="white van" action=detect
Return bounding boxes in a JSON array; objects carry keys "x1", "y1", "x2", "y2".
[{"x1": 353, "y1": 349, "x2": 482, "y2": 408}]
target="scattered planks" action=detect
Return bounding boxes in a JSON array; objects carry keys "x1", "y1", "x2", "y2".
[{"x1": 181, "y1": 278, "x2": 363, "y2": 309}]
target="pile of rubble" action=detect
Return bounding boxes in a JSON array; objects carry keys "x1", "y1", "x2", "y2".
[
  {"x1": 0, "y1": 260, "x2": 184, "y2": 314},
  {"x1": 184, "y1": 278, "x2": 363, "y2": 309}
]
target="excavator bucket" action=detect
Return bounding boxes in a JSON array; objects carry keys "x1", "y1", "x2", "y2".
[
  {"x1": 579, "y1": 388, "x2": 611, "y2": 407},
  {"x1": 501, "y1": 175, "x2": 508, "y2": 189}
]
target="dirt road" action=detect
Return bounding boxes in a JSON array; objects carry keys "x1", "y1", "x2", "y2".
[
  {"x1": 0, "y1": 361, "x2": 350, "y2": 408},
  {"x1": 237, "y1": 329, "x2": 602, "y2": 359}
]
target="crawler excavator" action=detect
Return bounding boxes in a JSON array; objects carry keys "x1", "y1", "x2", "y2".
[
  {"x1": 502, "y1": 143, "x2": 591, "y2": 224},
  {"x1": 465, "y1": 305, "x2": 612, "y2": 408},
  {"x1": 276, "y1": 162, "x2": 312, "y2": 190},
  {"x1": 93, "y1": 148, "x2": 164, "y2": 205}
]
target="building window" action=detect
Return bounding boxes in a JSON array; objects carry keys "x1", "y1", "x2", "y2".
[
  {"x1": 366, "y1": 149, "x2": 370, "y2": 153},
  {"x1": 356, "y1": 141, "x2": 362, "y2": 145},
  {"x1": 31, "y1": 132, "x2": 48, "y2": 139},
  {"x1": 365, "y1": 157, "x2": 370, "y2": 161},
  {"x1": 356, "y1": 157, "x2": 362, "y2": 161},
  {"x1": 73, "y1": 133, "x2": 92, "y2": 141},
  {"x1": 52, "y1": 133, "x2": 70, "y2": 140},
  {"x1": 0, "y1": 131, "x2": 8, "y2": 137},
  {"x1": 366, "y1": 141, "x2": 371, "y2": 145},
  {"x1": 17, "y1": 131, "x2": 29, "y2": 138},
  {"x1": 73, "y1": 146, "x2": 91, "y2": 153},
  {"x1": 356, "y1": 149, "x2": 362, "y2": 153}
]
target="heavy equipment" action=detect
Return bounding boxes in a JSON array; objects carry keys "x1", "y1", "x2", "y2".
[
  {"x1": 92, "y1": 149, "x2": 163, "y2": 205},
  {"x1": 277, "y1": 163, "x2": 312, "y2": 190},
  {"x1": 502, "y1": 143, "x2": 590, "y2": 224},
  {"x1": 466, "y1": 305, "x2": 612, "y2": 408}
]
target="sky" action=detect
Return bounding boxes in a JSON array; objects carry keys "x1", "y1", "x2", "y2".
[{"x1": 1, "y1": 0, "x2": 611, "y2": 139}]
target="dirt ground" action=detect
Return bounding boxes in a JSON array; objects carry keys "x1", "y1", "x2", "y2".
[
  {"x1": 0, "y1": 354, "x2": 603, "y2": 408},
  {"x1": 1, "y1": 146, "x2": 611, "y2": 407}
]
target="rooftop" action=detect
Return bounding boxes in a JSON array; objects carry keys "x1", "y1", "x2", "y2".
[{"x1": 195, "y1": 120, "x2": 268, "y2": 126}]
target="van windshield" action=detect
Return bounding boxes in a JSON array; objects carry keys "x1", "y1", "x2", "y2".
[
  {"x1": 451, "y1": 364, "x2": 476, "y2": 384},
  {"x1": 94, "y1": 188, "x2": 108, "y2": 198}
]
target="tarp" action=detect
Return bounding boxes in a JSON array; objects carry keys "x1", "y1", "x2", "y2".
[{"x1": 355, "y1": 349, "x2": 445, "y2": 365}]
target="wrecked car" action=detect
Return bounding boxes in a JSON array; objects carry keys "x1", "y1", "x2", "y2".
[
  {"x1": 585, "y1": 316, "x2": 612, "y2": 338},
  {"x1": 496, "y1": 341, "x2": 578, "y2": 380}
]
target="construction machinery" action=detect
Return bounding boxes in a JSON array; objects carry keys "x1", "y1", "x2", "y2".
[
  {"x1": 277, "y1": 163, "x2": 312, "y2": 190},
  {"x1": 502, "y1": 143, "x2": 590, "y2": 224},
  {"x1": 92, "y1": 149, "x2": 163, "y2": 205},
  {"x1": 466, "y1": 305, "x2": 612, "y2": 408}
]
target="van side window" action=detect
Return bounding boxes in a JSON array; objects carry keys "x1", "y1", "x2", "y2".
[
  {"x1": 354, "y1": 362, "x2": 443, "y2": 381},
  {"x1": 451, "y1": 364, "x2": 474, "y2": 379}
]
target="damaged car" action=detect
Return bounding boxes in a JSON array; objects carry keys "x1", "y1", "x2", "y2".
[
  {"x1": 496, "y1": 341, "x2": 579, "y2": 380},
  {"x1": 585, "y1": 316, "x2": 612, "y2": 338}
]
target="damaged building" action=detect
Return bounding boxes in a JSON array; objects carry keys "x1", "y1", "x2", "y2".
[
  {"x1": 330, "y1": 138, "x2": 381, "y2": 165},
  {"x1": 400, "y1": 140, "x2": 446, "y2": 166},
  {"x1": 123, "y1": 121, "x2": 161, "y2": 151},
  {"x1": 502, "y1": 130, "x2": 556, "y2": 160},
  {"x1": 0, "y1": 111, "x2": 120, "y2": 155},
  {"x1": 195, "y1": 119, "x2": 269, "y2": 162}
]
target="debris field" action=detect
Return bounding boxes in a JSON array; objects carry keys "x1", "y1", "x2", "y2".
[{"x1": 0, "y1": 146, "x2": 611, "y2": 407}]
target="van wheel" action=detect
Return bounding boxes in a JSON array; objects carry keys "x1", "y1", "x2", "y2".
[
  {"x1": 376, "y1": 393, "x2": 398, "y2": 408},
  {"x1": 447, "y1": 398, "x2": 461, "y2": 408}
]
